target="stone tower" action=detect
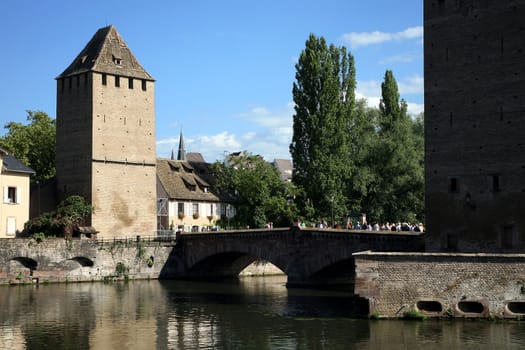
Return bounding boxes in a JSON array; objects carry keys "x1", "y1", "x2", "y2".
[
  {"x1": 425, "y1": 1, "x2": 525, "y2": 252},
  {"x1": 55, "y1": 25, "x2": 156, "y2": 237}
]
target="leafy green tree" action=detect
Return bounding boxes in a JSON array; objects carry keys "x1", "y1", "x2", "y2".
[
  {"x1": 290, "y1": 34, "x2": 356, "y2": 223},
  {"x1": 0, "y1": 110, "x2": 56, "y2": 183},
  {"x1": 211, "y1": 153, "x2": 295, "y2": 228},
  {"x1": 24, "y1": 195, "x2": 93, "y2": 237},
  {"x1": 365, "y1": 70, "x2": 424, "y2": 223}
]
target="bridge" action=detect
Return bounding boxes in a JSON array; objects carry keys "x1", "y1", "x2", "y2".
[
  {"x1": 0, "y1": 227, "x2": 423, "y2": 287},
  {"x1": 164, "y1": 227, "x2": 424, "y2": 287}
]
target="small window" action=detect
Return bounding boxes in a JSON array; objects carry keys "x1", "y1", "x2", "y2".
[
  {"x1": 502, "y1": 225, "x2": 514, "y2": 248},
  {"x1": 141, "y1": 80, "x2": 147, "y2": 91},
  {"x1": 102, "y1": 73, "x2": 107, "y2": 86},
  {"x1": 449, "y1": 177, "x2": 459, "y2": 193},
  {"x1": 115, "y1": 76, "x2": 120, "y2": 88},
  {"x1": 178, "y1": 203, "x2": 184, "y2": 216},
  {"x1": 192, "y1": 203, "x2": 199, "y2": 216},
  {"x1": 6, "y1": 217, "x2": 16, "y2": 235},
  {"x1": 112, "y1": 55, "x2": 122, "y2": 65},
  {"x1": 492, "y1": 174, "x2": 501, "y2": 192},
  {"x1": 4, "y1": 187, "x2": 17, "y2": 203},
  {"x1": 128, "y1": 78, "x2": 133, "y2": 89}
]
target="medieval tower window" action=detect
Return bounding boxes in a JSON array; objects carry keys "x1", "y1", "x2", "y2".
[
  {"x1": 449, "y1": 177, "x2": 459, "y2": 193},
  {"x1": 112, "y1": 55, "x2": 122, "y2": 65},
  {"x1": 128, "y1": 78, "x2": 133, "y2": 89},
  {"x1": 142, "y1": 79, "x2": 147, "y2": 91},
  {"x1": 492, "y1": 174, "x2": 501, "y2": 192},
  {"x1": 102, "y1": 73, "x2": 107, "y2": 85},
  {"x1": 115, "y1": 75, "x2": 120, "y2": 88}
]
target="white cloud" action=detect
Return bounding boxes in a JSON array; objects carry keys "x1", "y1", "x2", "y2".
[
  {"x1": 157, "y1": 104, "x2": 294, "y2": 162},
  {"x1": 379, "y1": 53, "x2": 419, "y2": 65},
  {"x1": 398, "y1": 75, "x2": 424, "y2": 95},
  {"x1": 340, "y1": 26, "x2": 423, "y2": 49}
]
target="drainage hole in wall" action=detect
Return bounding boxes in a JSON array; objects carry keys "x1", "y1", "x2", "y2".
[
  {"x1": 417, "y1": 300, "x2": 443, "y2": 313},
  {"x1": 458, "y1": 301, "x2": 484, "y2": 313}
]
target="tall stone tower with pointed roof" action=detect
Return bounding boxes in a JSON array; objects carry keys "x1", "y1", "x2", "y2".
[{"x1": 56, "y1": 25, "x2": 156, "y2": 237}]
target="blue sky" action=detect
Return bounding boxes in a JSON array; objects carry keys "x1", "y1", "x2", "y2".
[{"x1": 0, "y1": 0, "x2": 423, "y2": 163}]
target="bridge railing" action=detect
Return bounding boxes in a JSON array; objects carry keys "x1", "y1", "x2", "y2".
[{"x1": 94, "y1": 232, "x2": 178, "y2": 247}]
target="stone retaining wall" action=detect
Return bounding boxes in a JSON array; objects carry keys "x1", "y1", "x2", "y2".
[
  {"x1": 354, "y1": 251, "x2": 525, "y2": 319},
  {"x1": 0, "y1": 238, "x2": 175, "y2": 285}
]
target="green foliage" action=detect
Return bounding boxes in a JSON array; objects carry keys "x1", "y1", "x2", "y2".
[
  {"x1": 0, "y1": 110, "x2": 56, "y2": 183},
  {"x1": 290, "y1": 34, "x2": 355, "y2": 222},
  {"x1": 290, "y1": 35, "x2": 424, "y2": 225},
  {"x1": 115, "y1": 262, "x2": 128, "y2": 277},
  {"x1": 24, "y1": 195, "x2": 93, "y2": 237},
  {"x1": 211, "y1": 153, "x2": 296, "y2": 228},
  {"x1": 31, "y1": 232, "x2": 46, "y2": 242},
  {"x1": 369, "y1": 312, "x2": 381, "y2": 320},
  {"x1": 403, "y1": 309, "x2": 427, "y2": 320}
]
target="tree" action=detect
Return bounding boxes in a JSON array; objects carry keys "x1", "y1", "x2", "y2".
[
  {"x1": 364, "y1": 70, "x2": 424, "y2": 223},
  {"x1": 211, "y1": 153, "x2": 295, "y2": 228},
  {"x1": 290, "y1": 34, "x2": 356, "y2": 223},
  {"x1": 0, "y1": 110, "x2": 56, "y2": 183},
  {"x1": 24, "y1": 195, "x2": 93, "y2": 237}
]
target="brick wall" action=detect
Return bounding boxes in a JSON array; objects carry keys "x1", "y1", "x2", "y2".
[{"x1": 355, "y1": 251, "x2": 525, "y2": 318}]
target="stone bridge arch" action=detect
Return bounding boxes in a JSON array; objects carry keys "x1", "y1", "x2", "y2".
[{"x1": 174, "y1": 227, "x2": 421, "y2": 287}]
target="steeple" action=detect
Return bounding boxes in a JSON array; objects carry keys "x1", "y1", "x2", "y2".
[{"x1": 177, "y1": 130, "x2": 186, "y2": 161}]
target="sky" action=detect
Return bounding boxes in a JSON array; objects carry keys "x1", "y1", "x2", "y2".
[{"x1": 0, "y1": 0, "x2": 423, "y2": 163}]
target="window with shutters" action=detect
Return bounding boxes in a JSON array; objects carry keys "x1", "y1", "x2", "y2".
[{"x1": 4, "y1": 187, "x2": 18, "y2": 204}]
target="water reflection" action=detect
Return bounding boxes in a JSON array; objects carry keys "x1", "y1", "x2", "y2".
[{"x1": 0, "y1": 277, "x2": 524, "y2": 349}]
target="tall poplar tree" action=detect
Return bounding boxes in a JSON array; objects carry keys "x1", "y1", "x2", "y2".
[
  {"x1": 290, "y1": 34, "x2": 356, "y2": 221},
  {"x1": 367, "y1": 70, "x2": 423, "y2": 223}
]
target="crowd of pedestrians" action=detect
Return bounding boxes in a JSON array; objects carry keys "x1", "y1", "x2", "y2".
[
  {"x1": 296, "y1": 219, "x2": 424, "y2": 233},
  {"x1": 349, "y1": 221, "x2": 424, "y2": 232}
]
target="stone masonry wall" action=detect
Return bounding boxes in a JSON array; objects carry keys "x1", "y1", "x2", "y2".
[
  {"x1": 354, "y1": 251, "x2": 525, "y2": 318},
  {"x1": 0, "y1": 238, "x2": 175, "y2": 285}
]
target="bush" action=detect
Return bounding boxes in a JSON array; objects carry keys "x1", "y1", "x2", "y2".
[{"x1": 403, "y1": 309, "x2": 427, "y2": 320}]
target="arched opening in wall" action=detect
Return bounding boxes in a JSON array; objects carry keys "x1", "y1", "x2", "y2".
[
  {"x1": 187, "y1": 252, "x2": 263, "y2": 279},
  {"x1": 240, "y1": 259, "x2": 284, "y2": 277},
  {"x1": 9, "y1": 257, "x2": 38, "y2": 280},
  {"x1": 11, "y1": 257, "x2": 37, "y2": 270},
  {"x1": 307, "y1": 258, "x2": 355, "y2": 289},
  {"x1": 506, "y1": 301, "x2": 525, "y2": 315},
  {"x1": 457, "y1": 301, "x2": 485, "y2": 314},
  {"x1": 416, "y1": 300, "x2": 443, "y2": 313},
  {"x1": 70, "y1": 257, "x2": 94, "y2": 267}
]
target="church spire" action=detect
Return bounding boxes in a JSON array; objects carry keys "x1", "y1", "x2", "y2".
[{"x1": 177, "y1": 130, "x2": 186, "y2": 161}]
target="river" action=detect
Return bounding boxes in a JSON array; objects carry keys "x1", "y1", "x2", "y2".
[{"x1": 0, "y1": 276, "x2": 524, "y2": 349}]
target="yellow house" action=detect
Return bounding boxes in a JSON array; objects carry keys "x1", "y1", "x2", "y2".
[{"x1": 0, "y1": 147, "x2": 35, "y2": 238}]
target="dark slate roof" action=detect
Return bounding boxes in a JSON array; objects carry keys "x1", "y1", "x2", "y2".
[
  {"x1": 186, "y1": 152, "x2": 205, "y2": 163},
  {"x1": 157, "y1": 158, "x2": 226, "y2": 202},
  {"x1": 57, "y1": 25, "x2": 154, "y2": 80},
  {"x1": 2, "y1": 154, "x2": 35, "y2": 175}
]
